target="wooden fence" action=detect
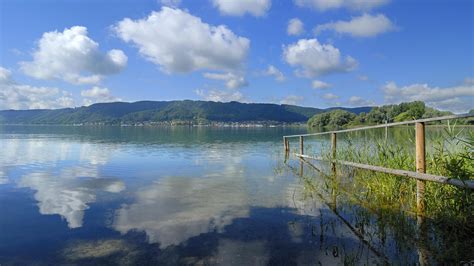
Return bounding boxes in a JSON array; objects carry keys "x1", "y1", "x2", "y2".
[{"x1": 283, "y1": 113, "x2": 473, "y2": 213}]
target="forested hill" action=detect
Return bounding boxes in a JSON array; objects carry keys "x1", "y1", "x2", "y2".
[{"x1": 0, "y1": 100, "x2": 372, "y2": 125}]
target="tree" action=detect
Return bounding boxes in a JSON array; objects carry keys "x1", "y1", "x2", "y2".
[
  {"x1": 307, "y1": 112, "x2": 331, "y2": 128},
  {"x1": 366, "y1": 107, "x2": 385, "y2": 124},
  {"x1": 327, "y1": 110, "x2": 356, "y2": 127},
  {"x1": 308, "y1": 101, "x2": 468, "y2": 129},
  {"x1": 308, "y1": 110, "x2": 355, "y2": 128},
  {"x1": 405, "y1": 101, "x2": 425, "y2": 119}
]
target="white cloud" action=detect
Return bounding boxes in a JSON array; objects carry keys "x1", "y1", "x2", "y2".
[
  {"x1": 196, "y1": 88, "x2": 245, "y2": 102},
  {"x1": 358, "y1": 75, "x2": 369, "y2": 81},
  {"x1": 287, "y1": 18, "x2": 304, "y2": 36},
  {"x1": 212, "y1": 0, "x2": 271, "y2": 16},
  {"x1": 20, "y1": 26, "x2": 127, "y2": 85},
  {"x1": 382, "y1": 80, "x2": 474, "y2": 113},
  {"x1": 0, "y1": 67, "x2": 74, "y2": 110},
  {"x1": 315, "y1": 13, "x2": 395, "y2": 37},
  {"x1": 280, "y1": 95, "x2": 303, "y2": 105},
  {"x1": 283, "y1": 38, "x2": 357, "y2": 77},
  {"x1": 81, "y1": 86, "x2": 121, "y2": 106},
  {"x1": 322, "y1": 93, "x2": 339, "y2": 100},
  {"x1": 294, "y1": 0, "x2": 389, "y2": 11},
  {"x1": 114, "y1": 7, "x2": 250, "y2": 73},
  {"x1": 312, "y1": 80, "x2": 331, "y2": 89},
  {"x1": 348, "y1": 96, "x2": 374, "y2": 106},
  {"x1": 0, "y1": 67, "x2": 12, "y2": 82},
  {"x1": 203, "y1": 72, "x2": 248, "y2": 89},
  {"x1": 160, "y1": 0, "x2": 181, "y2": 7},
  {"x1": 263, "y1": 65, "x2": 286, "y2": 82}
]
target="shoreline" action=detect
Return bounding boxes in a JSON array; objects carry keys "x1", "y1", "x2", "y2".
[{"x1": 0, "y1": 122, "x2": 308, "y2": 127}]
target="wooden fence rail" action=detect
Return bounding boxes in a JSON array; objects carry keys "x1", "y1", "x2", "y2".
[
  {"x1": 294, "y1": 154, "x2": 474, "y2": 189},
  {"x1": 283, "y1": 113, "x2": 473, "y2": 214}
]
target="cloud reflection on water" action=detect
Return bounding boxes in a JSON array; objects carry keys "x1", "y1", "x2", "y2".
[
  {"x1": 112, "y1": 146, "x2": 304, "y2": 248},
  {"x1": 19, "y1": 167, "x2": 125, "y2": 228},
  {"x1": 0, "y1": 169, "x2": 8, "y2": 184},
  {"x1": 113, "y1": 175, "x2": 250, "y2": 248},
  {"x1": 0, "y1": 137, "x2": 126, "y2": 229}
]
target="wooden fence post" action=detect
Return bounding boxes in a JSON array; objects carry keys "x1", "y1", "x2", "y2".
[
  {"x1": 299, "y1": 160, "x2": 304, "y2": 177},
  {"x1": 300, "y1": 136, "x2": 304, "y2": 155},
  {"x1": 331, "y1": 133, "x2": 337, "y2": 158},
  {"x1": 331, "y1": 133, "x2": 337, "y2": 174},
  {"x1": 415, "y1": 122, "x2": 426, "y2": 215}
]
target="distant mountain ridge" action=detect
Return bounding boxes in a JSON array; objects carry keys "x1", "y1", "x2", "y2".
[{"x1": 0, "y1": 100, "x2": 372, "y2": 125}]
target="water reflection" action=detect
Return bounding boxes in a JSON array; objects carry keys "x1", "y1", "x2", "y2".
[
  {"x1": 18, "y1": 167, "x2": 125, "y2": 228},
  {"x1": 0, "y1": 125, "x2": 469, "y2": 264},
  {"x1": 0, "y1": 169, "x2": 8, "y2": 184},
  {"x1": 0, "y1": 138, "x2": 72, "y2": 166},
  {"x1": 0, "y1": 127, "x2": 384, "y2": 264},
  {"x1": 214, "y1": 239, "x2": 269, "y2": 265},
  {"x1": 113, "y1": 175, "x2": 249, "y2": 247},
  {"x1": 0, "y1": 134, "x2": 124, "y2": 229},
  {"x1": 0, "y1": 138, "x2": 73, "y2": 186},
  {"x1": 79, "y1": 143, "x2": 117, "y2": 166}
]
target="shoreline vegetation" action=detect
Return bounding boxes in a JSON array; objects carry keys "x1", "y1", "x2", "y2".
[{"x1": 308, "y1": 101, "x2": 473, "y2": 129}]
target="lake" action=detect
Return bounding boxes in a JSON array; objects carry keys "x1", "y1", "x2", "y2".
[{"x1": 0, "y1": 125, "x2": 472, "y2": 265}]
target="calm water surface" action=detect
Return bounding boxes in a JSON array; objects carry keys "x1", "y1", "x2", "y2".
[{"x1": 0, "y1": 125, "x2": 469, "y2": 265}]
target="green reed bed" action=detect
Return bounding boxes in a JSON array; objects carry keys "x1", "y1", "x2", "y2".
[
  {"x1": 280, "y1": 122, "x2": 473, "y2": 263},
  {"x1": 331, "y1": 125, "x2": 473, "y2": 218},
  {"x1": 313, "y1": 123, "x2": 474, "y2": 263}
]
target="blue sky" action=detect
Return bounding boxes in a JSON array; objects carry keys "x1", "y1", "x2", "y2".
[{"x1": 0, "y1": 0, "x2": 473, "y2": 112}]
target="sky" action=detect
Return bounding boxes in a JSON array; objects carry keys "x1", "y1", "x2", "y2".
[{"x1": 0, "y1": 0, "x2": 473, "y2": 113}]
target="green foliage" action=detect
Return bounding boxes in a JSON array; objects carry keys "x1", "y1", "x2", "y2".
[
  {"x1": 366, "y1": 107, "x2": 386, "y2": 124},
  {"x1": 307, "y1": 112, "x2": 330, "y2": 128},
  {"x1": 394, "y1": 111, "x2": 412, "y2": 122},
  {"x1": 422, "y1": 107, "x2": 451, "y2": 118},
  {"x1": 308, "y1": 101, "x2": 463, "y2": 129},
  {"x1": 307, "y1": 110, "x2": 356, "y2": 128},
  {"x1": 401, "y1": 101, "x2": 425, "y2": 119}
]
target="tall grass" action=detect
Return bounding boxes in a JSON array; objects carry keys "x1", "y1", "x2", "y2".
[
  {"x1": 337, "y1": 125, "x2": 473, "y2": 217},
  {"x1": 289, "y1": 122, "x2": 473, "y2": 263}
]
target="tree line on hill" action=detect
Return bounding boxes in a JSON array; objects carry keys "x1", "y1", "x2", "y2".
[
  {"x1": 307, "y1": 101, "x2": 473, "y2": 128},
  {"x1": 0, "y1": 100, "x2": 371, "y2": 125}
]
